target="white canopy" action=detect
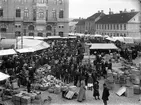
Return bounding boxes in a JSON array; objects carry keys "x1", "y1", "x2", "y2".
[
  {"x1": 0, "y1": 72, "x2": 10, "y2": 81},
  {"x1": 17, "y1": 39, "x2": 50, "y2": 49},
  {"x1": 16, "y1": 48, "x2": 35, "y2": 53},
  {"x1": 47, "y1": 36, "x2": 61, "y2": 39},
  {"x1": 94, "y1": 34, "x2": 103, "y2": 37},
  {"x1": 0, "y1": 49, "x2": 17, "y2": 56},
  {"x1": 90, "y1": 43, "x2": 118, "y2": 50}
]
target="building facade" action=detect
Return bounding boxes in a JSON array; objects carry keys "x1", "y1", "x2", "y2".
[
  {"x1": 75, "y1": 11, "x2": 104, "y2": 34},
  {"x1": 0, "y1": 0, "x2": 69, "y2": 39},
  {"x1": 75, "y1": 19, "x2": 85, "y2": 33},
  {"x1": 85, "y1": 11, "x2": 105, "y2": 34},
  {"x1": 95, "y1": 10, "x2": 140, "y2": 38}
]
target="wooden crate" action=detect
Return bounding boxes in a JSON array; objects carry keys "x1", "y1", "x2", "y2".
[
  {"x1": 133, "y1": 85, "x2": 140, "y2": 95},
  {"x1": 125, "y1": 87, "x2": 134, "y2": 98},
  {"x1": 21, "y1": 96, "x2": 31, "y2": 104}
]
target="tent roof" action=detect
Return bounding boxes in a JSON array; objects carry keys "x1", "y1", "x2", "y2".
[
  {"x1": 90, "y1": 43, "x2": 118, "y2": 49},
  {"x1": 0, "y1": 39, "x2": 16, "y2": 48},
  {"x1": 0, "y1": 49, "x2": 17, "y2": 56}
]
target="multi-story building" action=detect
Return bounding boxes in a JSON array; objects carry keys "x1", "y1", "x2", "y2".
[
  {"x1": 75, "y1": 11, "x2": 104, "y2": 34},
  {"x1": 85, "y1": 11, "x2": 105, "y2": 34},
  {"x1": 95, "y1": 9, "x2": 140, "y2": 38},
  {"x1": 0, "y1": 0, "x2": 69, "y2": 39},
  {"x1": 75, "y1": 19, "x2": 85, "y2": 33}
]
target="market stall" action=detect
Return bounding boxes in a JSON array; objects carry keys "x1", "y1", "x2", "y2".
[
  {"x1": 0, "y1": 49, "x2": 17, "y2": 56},
  {"x1": 90, "y1": 43, "x2": 118, "y2": 54}
]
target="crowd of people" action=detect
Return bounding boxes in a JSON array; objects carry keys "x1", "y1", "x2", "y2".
[{"x1": 0, "y1": 37, "x2": 115, "y2": 105}]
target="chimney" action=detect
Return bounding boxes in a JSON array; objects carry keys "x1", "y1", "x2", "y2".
[
  {"x1": 131, "y1": 9, "x2": 135, "y2": 12},
  {"x1": 120, "y1": 11, "x2": 122, "y2": 14},
  {"x1": 101, "y1": 10, "x2": 103, "y2": 13},
  {"x1": 124, "y1": 9, "x2": 127, "y2": 13},
  {"x1": 98, "y1": 11, "x2": 100, "y2": 13},
  {"x1": 109, "y1": 8, "x2": 112, "y2": 15}
]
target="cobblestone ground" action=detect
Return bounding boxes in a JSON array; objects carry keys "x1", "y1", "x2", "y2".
[
  {"x1": 40, "y1": 61, "x2": 141, "y2": 105},
  {"x1": 6, "y1": 60, "x2": 141, "y2": 105},
  {"x1": 40, "y1": 81, "x2": 140, "y2": 105}
]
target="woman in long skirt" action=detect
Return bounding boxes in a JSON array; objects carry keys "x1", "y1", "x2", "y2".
[
  {"x1": 77, "y1": 77, "x2": 86, "y2": 102},
  {"x1": 93, "y1": 81, "x2": 100, "y2": 100}
]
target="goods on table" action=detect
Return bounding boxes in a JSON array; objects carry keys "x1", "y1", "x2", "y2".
[{"x1": 35, "y1": 65, "x2": 75, "y2": 96}]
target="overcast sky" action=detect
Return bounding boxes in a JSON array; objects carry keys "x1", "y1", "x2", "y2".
[{"x1": 69, "y1": 0, "x2": 140, "y2": 18}]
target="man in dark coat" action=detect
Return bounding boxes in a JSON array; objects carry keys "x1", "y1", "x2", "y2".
[
  {"x1": 102, "y1": 83, "x2": 110, "y2": 105},
  {"x1": 27, "y1": 78, "x2": 31, "y2": 93}
]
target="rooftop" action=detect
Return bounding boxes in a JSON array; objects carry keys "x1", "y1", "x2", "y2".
[
  {"x1": 86, "y1": 13, "x2": 104, "y2": 21},
  {"x1": 76, "y1": 19, "x2": 86, "y2": 25},
  {"x1": 96, "y1": 12, "x2": 139, "y2": 24}
]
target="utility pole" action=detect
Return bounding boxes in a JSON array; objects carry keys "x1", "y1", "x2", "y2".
[{"x1": 21, "y1": 32, "x2": 23, "y2": 49}]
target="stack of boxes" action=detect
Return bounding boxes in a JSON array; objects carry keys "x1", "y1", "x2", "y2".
[{"x1": 12, "y1": 91, "x2": 38, "y2": 105}]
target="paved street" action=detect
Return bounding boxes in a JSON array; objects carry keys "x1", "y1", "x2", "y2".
[{"x1": 40, "y1": 79, "x2": 140, "y2": 105}]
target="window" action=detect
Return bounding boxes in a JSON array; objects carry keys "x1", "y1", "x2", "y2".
[
  {"x1": 46, "y1": 10, "x2": 48, "y2": 21},
  {"x1": 24, "y1": 9, "x2": 29, "y2": 17},
  {"x1": 117, "y1": 24, "x2": 119, "y2": 30},
  {"x1": 38, "y1": 9, "x2": 44, "y2": 19},
  {"x1": 124, "y1": 34, "x2": 126, "y2": 37},
  {"x1": 46, "y1": 33, "x2": 51, "y2": 37},
  {"x1": 38, "y1": 0, "x2": 44, "y2": 3},
  {"x1": 28, "y1": 25, "x2": 34, "y2": 30},
  {"x1": 15, "y1": 31, "x2": 21, "y2": 36},
  {"x1": 102, "y1": 25, "x2": 104, "y2": 29},
  {"x1": 0, "y1": 28, "x2": 6, "y2": 33},
  {"x1": 0, "y1": 9, "x2": 3, "y2": 17},
  {"x1": 52, "y1": 9, "x2": 56, "y2": 18},
  {"x1": 99, "y1": 24, "x2": 101, "y2": 29},
  {"x1": 124, "y1": 24, "x2": 126, "y2": 30},
  {"x1": 113, "y1": 24, "x2": 115, "y2": 30},
  {"x1": 15, "y1": 24, "x2": 21, "y2": 28},
  {"x1": 120, "y1": 24, "x2": 122, "y2": 30},
  {"x1": 16, "y1": 9, "x2": 21, "y2": 18},
  {"x1": 105, "y1": 24, "x2": 106, "y2": 29},
  {"x1": 33, "y1": 9, "x2": 36, "y2": 21},
  {"x1": 59, "y1": 10, "x2": 64, "y2": 18},
  {"x1": 59, "y1": 32, "x2": 63, "y2": 37},
  {"x1": 58, "y1": 0, "x2": 63, "y2": 4},
  {"x1": 46, "y1": 25, "x2": 52, "y2": 31},
  {"x1": 107, "y1": 24, "x2": 109, "y2": 30},
  {"x1": 38, "y1": 33, "x2": 43, "y2": 37},
  {"x1": 29, "y1": 33, "x2": 34, "y2": 36},
  {"x1": 111, "y1": 24, "x2": 112, "y2": 30}
]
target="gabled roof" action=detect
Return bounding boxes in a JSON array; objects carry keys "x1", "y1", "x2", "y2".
[
  {"x1": 86, "y1": 13, "x2": 104, "y2": 21},
  {"x1": 95, "y1": 12, "x2": 138, "y2": 24},
  {"x1": 76, "y1": 19, "x2": 86, "y2": 25}
]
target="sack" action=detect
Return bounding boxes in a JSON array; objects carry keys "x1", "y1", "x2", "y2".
[{"x1": 48, "y1": 88, "x2": 54, "y2": 93}]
